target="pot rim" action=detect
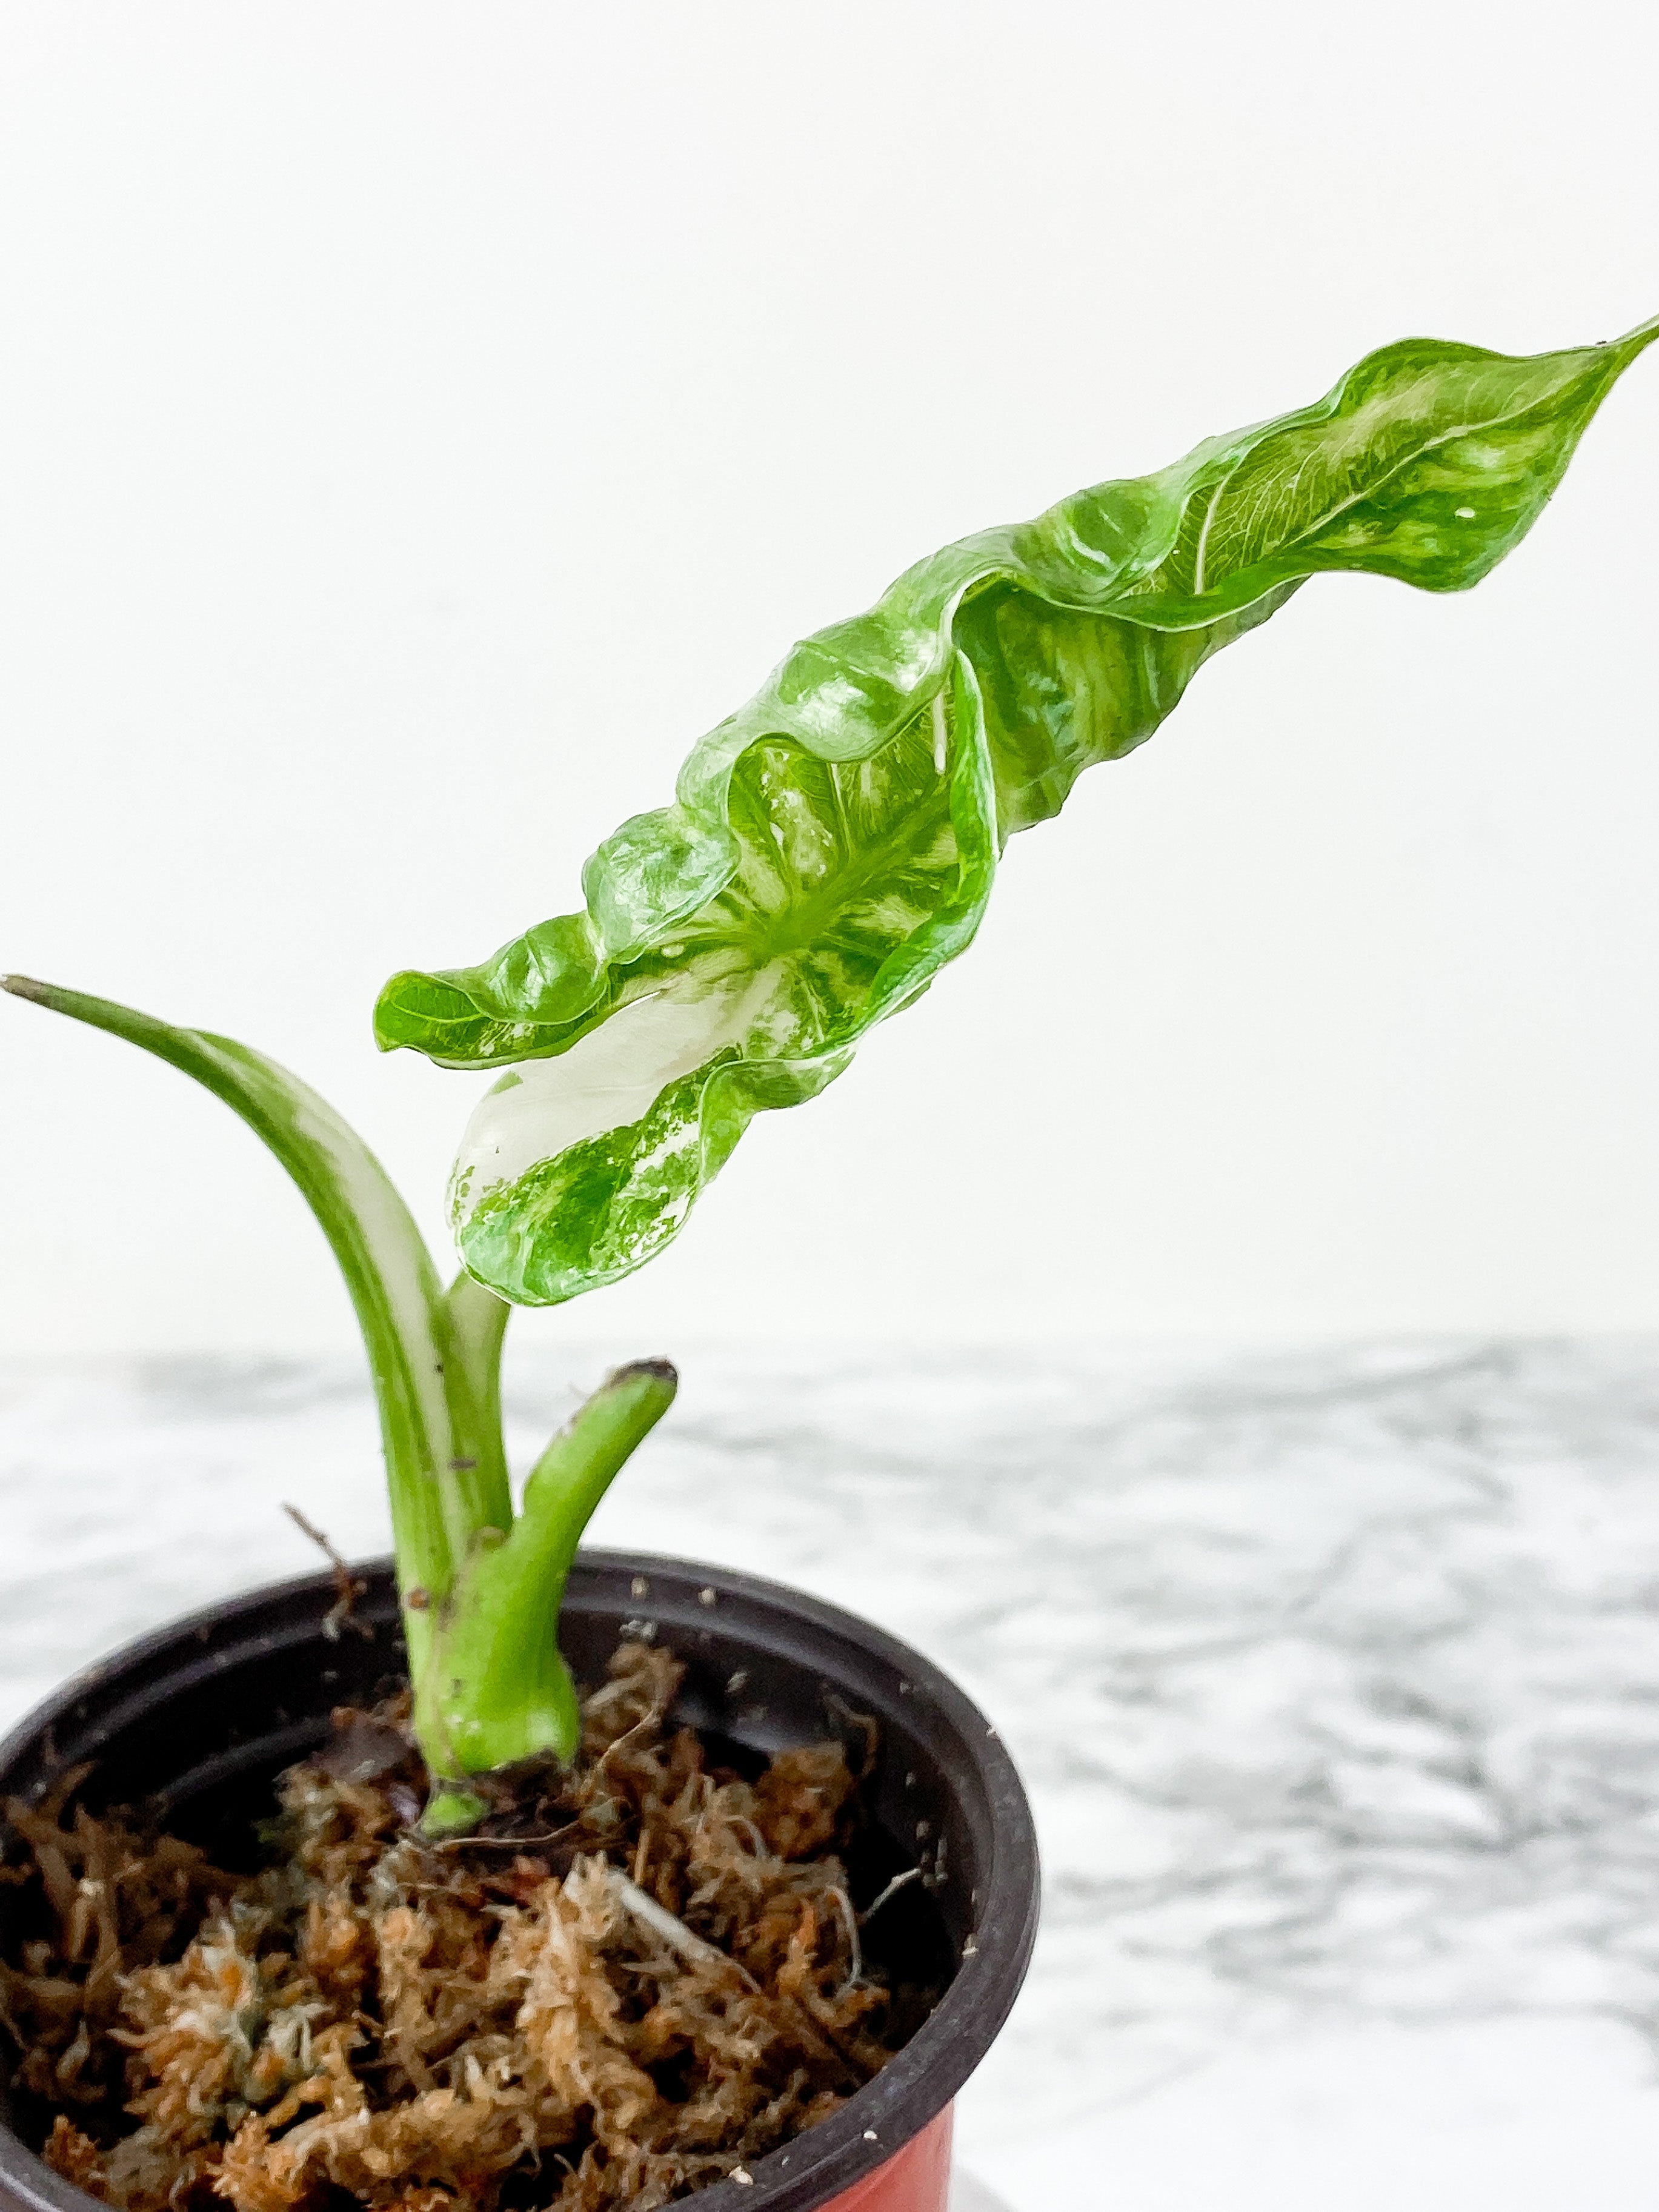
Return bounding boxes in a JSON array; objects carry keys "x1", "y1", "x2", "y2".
[{"x1": 0, "y1": 1549, "x2": 1040, "y2": 2212}]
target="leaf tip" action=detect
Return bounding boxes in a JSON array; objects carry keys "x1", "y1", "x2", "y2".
[{"x1": 1, "y1": 974, "x2": 52, "y2": 1005}]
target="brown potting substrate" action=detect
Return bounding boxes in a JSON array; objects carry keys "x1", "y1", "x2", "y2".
[{"x1": 1, "y1": 1642, "x2": 923, "y2": 2212}]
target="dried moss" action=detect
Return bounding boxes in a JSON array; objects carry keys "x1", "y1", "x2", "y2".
[{"x1": 3, "y1": 1645, "x2": 915, "y2": 2212}]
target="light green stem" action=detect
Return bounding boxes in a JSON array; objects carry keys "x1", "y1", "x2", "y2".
[
  {"x1": 436, "y1": 1267, "x2": 513, "y2": 1556},
  {"x1": 416, "y1": 1360, "x2": 677, "y2": 1825}
]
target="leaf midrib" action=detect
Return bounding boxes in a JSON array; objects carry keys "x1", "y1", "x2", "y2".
[{"x1": 1183, "y1": 359, "x2": 1593, "y2": 602}]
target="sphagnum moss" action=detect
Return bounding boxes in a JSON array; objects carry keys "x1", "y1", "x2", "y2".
[{"x1": 10, "y1": 1644, "x2": 918, "y2": 2212}]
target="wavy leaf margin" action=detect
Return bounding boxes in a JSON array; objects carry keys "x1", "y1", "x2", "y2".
[{"x1": 377, "y1": 317, "x2": 1657, "y2": 1303}]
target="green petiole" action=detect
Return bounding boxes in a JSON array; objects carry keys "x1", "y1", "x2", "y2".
[{"x1": 415, "y1": 1358, "x2": 677, "y2": 1831}]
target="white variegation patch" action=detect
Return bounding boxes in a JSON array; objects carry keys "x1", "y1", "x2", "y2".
[{"x1": 449, "y1": 966, "x2": 783, "y2": 1229}]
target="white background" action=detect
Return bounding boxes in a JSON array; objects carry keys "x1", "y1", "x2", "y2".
[{"x1": 2, "y1": 0, "x2": 1657, "y2": 1358}]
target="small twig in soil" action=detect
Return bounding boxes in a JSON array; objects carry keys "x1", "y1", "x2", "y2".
[
  {"x1": 823, "y1": 1695, "x2": 880, "y2": 1781},
  {"x1": 610, "y1": 1870, "x2": 762, "y2": 1987},
  {"x1": 610, "y1": 1870, "x2": 864, "y2": 2090},
  {"x1": 856, "y1": 1865, "x2": 922, "y2": 1928},
  {"x1": 594, "y1": 1702, "x2": 671, "y2": 1782},
  {"x1": 425, "y1": 1818, "x2": 583, "y2": 1854},
  {"x1": 283, "y1": 1504, "x2": 372, "y2": 1641},
  {"x1": 826, "y1": 1884, "x2": 862, "y2": 1994}
]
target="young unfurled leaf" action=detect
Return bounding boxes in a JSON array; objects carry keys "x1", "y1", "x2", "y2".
[
  {"x1": 377, "y1": 317, "x2": 1658, "y2": 1306},
  {"x1": 0, "y1": 975, "x2": 510, "y2": 1645}
]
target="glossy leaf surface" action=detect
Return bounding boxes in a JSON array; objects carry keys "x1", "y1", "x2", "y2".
[{"x1": 377, "y1": 317, "x2": 1657, "y2": 1305}]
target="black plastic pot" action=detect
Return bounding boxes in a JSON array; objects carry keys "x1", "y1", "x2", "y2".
[{"x1": 0, "y1": 1552, "x2": 1039, "y2": 2212}]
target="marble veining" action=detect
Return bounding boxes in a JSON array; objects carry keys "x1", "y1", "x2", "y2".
[{"x1": 7, "y1": 1338, "x2": 1659, "y2": 2207}]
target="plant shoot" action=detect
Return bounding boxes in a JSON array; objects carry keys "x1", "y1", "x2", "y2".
[{"x1": 7, "y1": 313, "x2": 1654, "y2": 1835}]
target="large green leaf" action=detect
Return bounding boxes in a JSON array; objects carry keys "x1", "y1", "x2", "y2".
[{"x1": 377, "y1": 316, "x2": 1657, "y2": 1306}]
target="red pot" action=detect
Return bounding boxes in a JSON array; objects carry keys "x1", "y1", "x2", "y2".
[
  {"x1": 816, "y1": 2108, "x2": 953, "y2": 2211},
  {"x1": 0, "y1": 1553, "x2": 1039, "y2": 2212}
]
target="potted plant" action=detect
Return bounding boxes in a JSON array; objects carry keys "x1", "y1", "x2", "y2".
[{"x1": 2, "y1": 314, "x2": 1654, "y2": 2212}]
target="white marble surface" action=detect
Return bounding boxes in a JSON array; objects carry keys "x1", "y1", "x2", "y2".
[{"x1": 7, "y1": 1338, "x2": 1659, "y2": 2208}]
